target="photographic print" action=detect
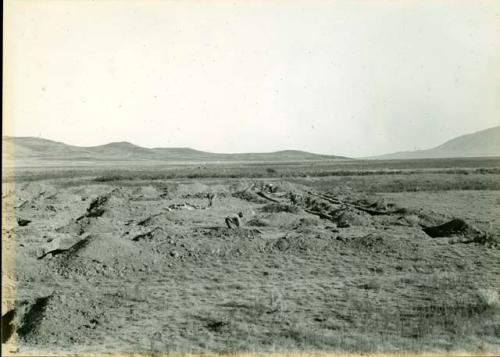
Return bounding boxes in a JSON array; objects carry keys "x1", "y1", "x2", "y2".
[{"x1": 2, "y1": 0, "x2": 500, "y2": 356}]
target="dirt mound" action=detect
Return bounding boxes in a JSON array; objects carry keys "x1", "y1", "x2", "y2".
[
  {"x1": 58, "y1": 216, "x2": 116, "y2": 236},
  {"x1": 349, "y1": 233, "x2": 385, "y2": 249},
  {"x1": 354, "y1": 197, "x2": 394, "y2": 211},
  {"x1": 16, "y1": 182, "x2": 58, "y2": 201},
  {"x1": 130, "y1": 185, "x2": 161, "y2": 200},
  {"x1": 38, "y1": 235, "x2": 93, "y2": 260},
  {"x1": 186, "y1": 227, "x2": 268, "y2": 259},
  {"x1": 183, "y1": 191, "x2": 229, "y2": 200},
  {"x1": 296, "y1": 216, "x2": 322, "y2": 227},
  {"x1": 201, "y1": 227, "x2": 261, "y2": 240},
  {"x1": 48, "y1": 233, "x2": 153, "y2": 277},
  {"x1": 58, "y1": 190, "x2": 130, "y2": 236},
  {"x1": 15, "y1": 293, "x2": 106, "y2": 346},
  {"x1": 330, "y1": 206, "x2": 372, "y2": 227},
  {"x1": 246, "y1": 218, "x2": 271, "y2": 227},
  {"x1": 233, "y1": 190, "x2": 268, "y2": 203},
  {"x1": 130, "y1": 227, "x2": 165, "y2": 241},
  {"x1": 391, "y1": 207, "x2": 447, "y2": 227},
  {"x1": 346, "y1": 233, "x2": 408, "y2": 255},
  {"x1": 261, "y1": 203, "x2": 301, "y2": 214},
  {"x1": 82, "y1": 196, "x2": 108, "y2": 218},
  {"x1": 298, "y1": 195, "x2": 372, "y2": 228},
  {"x1": 77, "y1": 190, "x2": 128, "y2": 219},
  {"x1": 16, "y1": 295, "x2": 52, "y2": 342},
  {"x1": 266, "y1": 233, "x2": 333, "y2": 254}
]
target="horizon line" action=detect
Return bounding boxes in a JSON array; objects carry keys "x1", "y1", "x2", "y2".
[{"x1": 3, "y1": 124, "x2": 499, "y2": 159}]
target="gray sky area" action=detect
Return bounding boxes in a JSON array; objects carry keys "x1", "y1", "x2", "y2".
[{"x1": 4, "y1": 0, "x2": 500, "y2": 157}]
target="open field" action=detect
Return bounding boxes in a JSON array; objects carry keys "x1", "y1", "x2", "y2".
[
  {"x1": 2, "y1": 158, "x2": 500, "y2": 354},
  {"x1": 3, "y1": 156, "x2": 500, "y2": 183}
]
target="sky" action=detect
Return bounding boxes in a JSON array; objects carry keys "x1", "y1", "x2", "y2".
[{"x1": 4, "y1": 0, "x2": 500, "y2": 157}]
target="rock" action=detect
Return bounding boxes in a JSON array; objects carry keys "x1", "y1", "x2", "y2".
[
  {"x1": 170, "y1": 251, "x2": 179, "y2": 258},
  {"x1": 17, "y1": 218, "x2": 31, "y2": 227}
]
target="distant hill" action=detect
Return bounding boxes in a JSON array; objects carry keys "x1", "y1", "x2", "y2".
[
  {"x1": 368, "y1": 126, "x2": 500, "y2": 160},
  {"x1": 2, "y1": 137, "x2": 347, "y2": 163}
]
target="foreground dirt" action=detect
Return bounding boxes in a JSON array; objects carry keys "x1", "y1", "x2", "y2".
[{"x1": 2, "y1": 178, "x2": 499, "y2": 354}]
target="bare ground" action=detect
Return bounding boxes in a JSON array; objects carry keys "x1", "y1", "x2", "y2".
[{"x1": 2, "y1": 177, "x2": 499, "y2": 354}]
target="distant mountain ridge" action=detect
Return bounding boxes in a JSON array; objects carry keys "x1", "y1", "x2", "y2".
[
  {"x1": 2, "y1": 136, "x2": 347, "y2": 163},
  {"x1": 367, "y1": 126, "x2": 500, "y2": 160},
  {"x1": 4, "y1": 125, "x2": 499, "y2": 164}
]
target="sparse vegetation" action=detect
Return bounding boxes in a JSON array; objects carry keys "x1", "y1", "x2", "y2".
[
  {"x1": 4, "y1": 157, "x2": 499, "y2": 353},
  {"x1": 4, "y1": 157, "x2": 500, "y2": 190}
]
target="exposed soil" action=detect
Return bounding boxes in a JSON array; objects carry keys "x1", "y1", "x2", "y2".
[{"x1": 2, "y1": 178, "x2": 499, "y2": 353}]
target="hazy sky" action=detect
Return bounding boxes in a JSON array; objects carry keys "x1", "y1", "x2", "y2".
[{"x1": 4, "y1": 0, "x2": 500, "y2": 157}]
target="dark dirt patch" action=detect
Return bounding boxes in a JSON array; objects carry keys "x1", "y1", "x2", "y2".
[
  {"x1": 423, "y1": 219, "x2": 483, "y2": 238},
  {"x1": 77, "y1": 195, "x2": 108, "y2": 220},
  {"x1": 17, "y1": 218, "x2": 32, "y2": 227},
  {"x1": 17, "y1": 296, "x2": 52, "y2": 341}
]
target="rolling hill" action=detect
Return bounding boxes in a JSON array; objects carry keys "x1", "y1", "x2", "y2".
[
  {"x1": 2, "y1": 137, "x2": 346, "y2": 163},
  {"x1": 4, "y1": 125, "x2": 498, "y2": 165},
  {"x1": 368, "y1": 126, "x2": 500, "y2": 160}
]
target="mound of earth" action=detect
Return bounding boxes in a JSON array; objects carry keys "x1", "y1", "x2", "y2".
[
  {"x1": 266, "y1": 232, "x2": 334, "y2": 254},
  {"x1": 295, "y1": 216, "x2": 322, "y2": 227},
  {"x1": 16, "y1": 295, "x2": 53, "y2": 343},
  {"x1": 131, "y1": 185, "x2": 162, "y2": 200},
  {"x1": 199, "y1": 227, "x2": 261, "y2": 240},
  {"x1": 330, "y1": 206, "x2": 372, "y2": 227},
  {"x1": 261, "y1": 203, "x2": 301, "y2": 214},
  {"x1": 246, "y1": 218, "x2": 271, "y2": 227},
  {"x1": 232, "y1": 190, "x2": 268, "y2": 204},
  {"x1": 354, "y1": 197, "x2": 393, "y2": 211},
  {"x1": 15, "y1": 293, "x2": 107, "y2": 346},
  {"x1": 47, "y1": 233, "x2": 164, "y2": 277}
]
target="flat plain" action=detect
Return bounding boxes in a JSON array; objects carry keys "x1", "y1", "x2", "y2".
[{"x1": 2, "y1": 157, "x2": 500, "y2": 354}]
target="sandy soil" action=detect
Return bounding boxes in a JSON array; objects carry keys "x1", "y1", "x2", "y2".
[{"x1": 2, "y1": 179, "x2": 499, "y2": 354}]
